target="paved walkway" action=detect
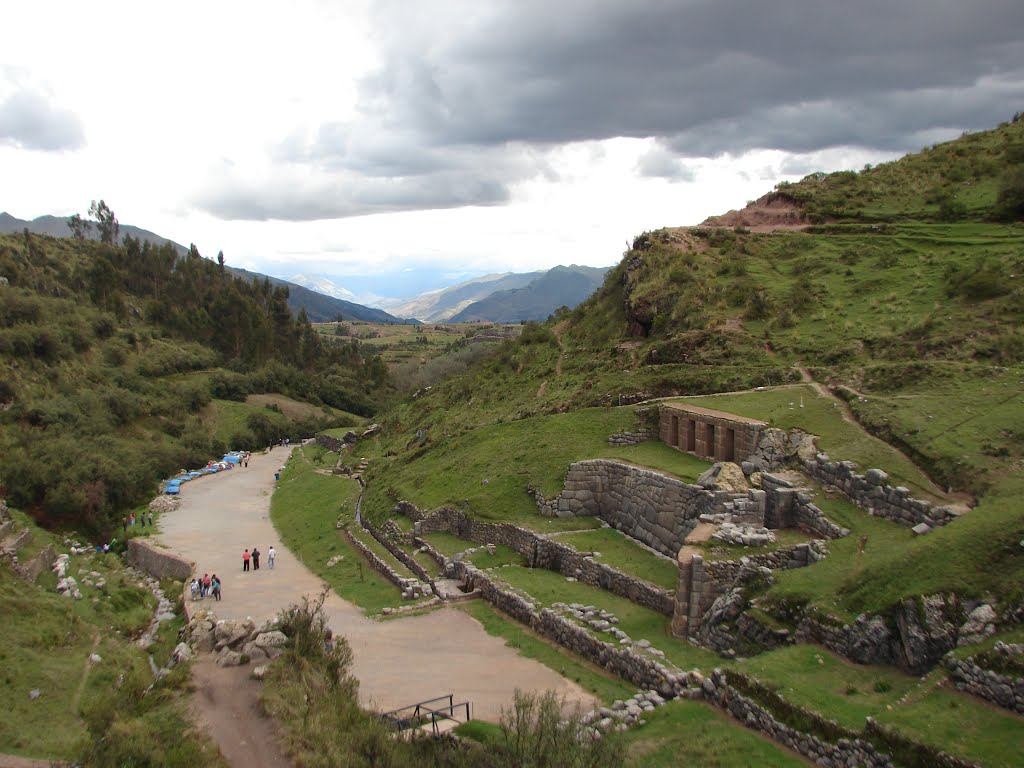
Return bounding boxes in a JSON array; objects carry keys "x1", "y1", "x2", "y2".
[{"x1": 156, "y1": 446, "x2": 595, "y2": 721}]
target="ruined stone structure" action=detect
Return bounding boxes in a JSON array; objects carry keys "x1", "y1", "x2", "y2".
[
  {"x1": 531, "y1": 459, "x2": 720, "y2": 556},
  {"x1": 659, "y1": 403, "x2": 766, "y2": 463}
]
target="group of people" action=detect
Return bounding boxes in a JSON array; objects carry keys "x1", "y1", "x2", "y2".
[
  {"x1": 242, "y1": 545, "x2": 276, "y2": 572},
  {"x1": 190, "y1": 572, "x2": 221, "y2": 601},
  {"x1": 122, "y1": 511, "x2": 154, "y2": 533}
]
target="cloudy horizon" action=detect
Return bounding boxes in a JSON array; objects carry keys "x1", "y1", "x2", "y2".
[{"x1": 2, "y1": 0, "x2": 1022, "y2": 301}]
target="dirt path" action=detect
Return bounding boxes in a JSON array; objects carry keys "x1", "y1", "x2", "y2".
[
  {"x1": 794, "y1": 367, "x2": 965, "y2": 504},
  {"x1": 190, "y1": 656, "x2": 292, "y2": 768},
  {"x1": 156, "y1": 447, "x2": 595, "y2": 757}
]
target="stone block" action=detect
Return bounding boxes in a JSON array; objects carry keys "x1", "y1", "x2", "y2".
[{"x1": 911, "y1": 522, "x2": 932, "y2": 536}]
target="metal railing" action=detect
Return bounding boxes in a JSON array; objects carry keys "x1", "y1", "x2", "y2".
[{"x1": 380, "y1": 693, "x2": 473, "y2": 737}]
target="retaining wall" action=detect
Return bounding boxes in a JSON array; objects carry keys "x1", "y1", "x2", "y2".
[
  {"x1": 314, "y1": 433, "x2": 349, "y2": 452},
  {"x1": 127, "y1": 539, "x2": 194, "y2": 580},
  {"x1": 800, "y1": 453, "x2": 960, "y2": 530},
  {"x1": 360, "y1": 515, "x2": 437, "y2": 593},
  {"x1": 403, "y1": 503, "x2": 675, "y2": 615},
  {"x1": 672, "y1": 542, "x2": 826, "y2": 637},
  {"x1": 761, "y1": 473, "x2": 849, "y2": 539},
  {"x1": 535, "y1": 459, "x2": 719, "y2": 557},
  {"x1": 341, "y1": 528, "x2": 428, "y2": 599},
  {"x1": 946, "y1": 648, "x2": 1024, "y2": 714}
]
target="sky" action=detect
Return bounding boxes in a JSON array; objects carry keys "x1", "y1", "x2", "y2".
[{"x1": 2, "y1": 0, "x2": 1022, "y2": 304}]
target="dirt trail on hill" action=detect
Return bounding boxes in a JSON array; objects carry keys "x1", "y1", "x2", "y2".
[
  {"x1": 157, "y1": 447, "x2": 595, "y2": 765},
  {"x1": 795, "y1": 367, "x2": 965, "y2": 504}
]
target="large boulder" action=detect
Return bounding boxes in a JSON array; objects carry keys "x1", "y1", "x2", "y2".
[
  {"x1": 958, "y1": 604, "x2": 997, "y2": 646},
  {"x1": 696, "y1": 462, "x2": 749, "y2": 494}
]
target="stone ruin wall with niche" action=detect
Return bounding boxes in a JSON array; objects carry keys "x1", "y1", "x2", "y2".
[{"x1": 659, "y1": 403, "x2": 765, "y2": 463}]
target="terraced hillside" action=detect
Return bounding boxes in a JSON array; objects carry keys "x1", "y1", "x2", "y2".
[{"x1": 334, "y1": 116, "x2": 1024, "y2": 766}]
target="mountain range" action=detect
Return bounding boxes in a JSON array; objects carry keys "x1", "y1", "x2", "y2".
[
  {"x1": 2, "y1": 211, "x2": 610, "y2": 325},
  {"x1": 0, "y1": 212, "x2": 411, "y2": 325}
]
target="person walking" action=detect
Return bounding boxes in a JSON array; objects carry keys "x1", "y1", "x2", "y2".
[
  {"x1": 122, "y1": 516, "x2": 128, "y2": 535},
  {"x1": 267, "y1": 545, "x2": 276, "y2": 570},
  {"x1": 252, "y1": 546, "x2": 261, "y2": 570},
  {"x1": 203, "y1": 572, "x2": 211, "y2": 598},
  {"x1": 242, "y1": 548, "x2": 250, "y2": 572},
  {"x1": 211, "y1": 574, "x2": 221, "y2": 601},
  {"x1": 129, "y1": 512, "x2": 136, "y2": 527},
  {"x1": 148, "y1": 511, "x2": 154, "y2": 527}
]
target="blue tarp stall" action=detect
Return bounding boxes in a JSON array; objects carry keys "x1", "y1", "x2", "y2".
[
  {"x1": 223, "y1": 453, "x2": 242, "y2": 464},
  {"x1": 163, "y1": 480, "x2": 181, "y2": 495}
]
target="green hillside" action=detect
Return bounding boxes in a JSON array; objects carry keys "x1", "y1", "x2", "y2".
[
  {"x1": 0, "y1": 232, "x2": 381, "y2": 534},
  {"x1": 362, "y1": 115, "x2": 1024, "y2": 613}
]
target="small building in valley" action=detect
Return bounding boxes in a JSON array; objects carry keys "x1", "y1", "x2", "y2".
[{"x1": 659, "y1": 403, "x2": 766, "y2": 463}]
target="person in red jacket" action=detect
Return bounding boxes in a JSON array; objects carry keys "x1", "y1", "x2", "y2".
[{"x1": 242, "y1": 548, "x2": 250, "y2": 572}]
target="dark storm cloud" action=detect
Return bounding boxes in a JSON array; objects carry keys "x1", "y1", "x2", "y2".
[
  {"x1": 203, "y1": 0, "x2": 1024, "y2": 220},
  {"x1": 0, "y1": 89, "x2": 84, "y2": 151},
  {"x1": 360, "y1": 0, "x2": 1024, "y2": 153}
]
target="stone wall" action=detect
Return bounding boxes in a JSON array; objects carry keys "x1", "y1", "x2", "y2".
[
  {"x1": 672, "y1": 543, "x2": 826, "y2": 638},
  {"x1": 341, "y1": 528, "x2": 429, "y2": 600},
  {"x1": 455, "y1": 560, "x2": 686, "y2": 696},
  {"x1": 314, "y1": 433, "x2": 349, "y2": 453},
  {"x1": 607, "y1": 429, "x2": 656, "y2": 446},
  {"x1": 795, "y1": 595, "x2": 959, "y2": 675},
  {"x1": 761, "y1": 473, "x2": 849, "y2": 539},
  {"x1": 127, "y1": 539, "x2": 195, "y2": 580},
  {"x1": 406, "y1": 503, "x2": 675, "y2": 615},
  {"x1": 541, "y1": 459, "x2": 719, "y2": 557},
  {"x1": 704, "y1": 670, "x2": 894, "y2": 768},
  {"x1": 19, "y1": 543, "x2": 56, "y2": 583},
  {"x1": 800, "y1": 453, "x2": 960, "y2": 531},
  {"x1": 659, "y1": 403, "x2": 765, "y2": 463},
  {"x1": 360, "y1": 515, "x2": 437, "y2": 594},
  {"x1": 946, "y1": 646, "x2": 1024, "y2": 714},
  {"x1": 455, "y1": 558, "x2": 962, "y2": 768}
]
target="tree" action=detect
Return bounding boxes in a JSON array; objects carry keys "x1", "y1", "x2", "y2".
[
  {"x1": 67, "y1": 213, "x2": 92, "y2": 240},
  {"x1": 217, "y1": 250, "x2": 225, "y2": 272},
  {"x1": 88, "y1": 199, "x2": 119, "y2": 243}
]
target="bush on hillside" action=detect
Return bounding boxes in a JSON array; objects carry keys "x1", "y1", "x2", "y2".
[{"x1": 994, "y1": 166, "x2": 1024, "y2": 220}]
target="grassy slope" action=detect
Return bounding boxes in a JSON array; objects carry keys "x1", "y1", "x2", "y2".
[
  {"x1": 269, "y1": 445, "x2": 407, "y2": 614},
  {"x1": 319, "y1": 117, "x2": 1024, "y2": 765},
  {"x1": 0, "y1": 514, "x2": 220, "y2": 764}
]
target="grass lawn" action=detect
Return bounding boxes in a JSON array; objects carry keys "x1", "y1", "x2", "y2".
[
  {"x1": 270, "y1": 447, "x2": 406, "y2": 614},
  {"x1": 735, "y1": 645, "x2": 918, "y2": 731},
  {"x1": 553, "y1": 528, "x2": 679, "y2": 590},
  {"x1": 607, "y1": 440, "x2": 712, "y2": 482},
  {"x1": 457, "y1": 601, "x2": 635, "y2": 703},
  {"x1": 623, "y1": 698, "x2": 809, "y2": 767},
  {"x1": 420, "y1": 533, "x2": 527, "y2": 567},
  {"x1": 874, "y1": 678, "x2": 1024, "y2": 768},
  {"x1": 361, "y1": 406, "x2": 709, "y2": 528}
]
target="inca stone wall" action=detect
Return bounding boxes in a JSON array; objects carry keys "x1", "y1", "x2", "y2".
[
  {"x1": 341, "y1": 528, "x2": 429, "y2": 600},
  {"x1": 314, "y1": 433, "x2": 348, "y2": 452},
  {"x1": 453, "y1": 556, "x2": 958, "y2": 768},
  {"x1": 360, "y1": 515, "x2": 437, "y2": 591},
  {"x1": 607, "y1": 429, "x2": 657, "y2": 446},
  {"x1": 761, "y1": 473, "x2": 849, "y2": 539},
  {"x1": 539, "y1": 459, "x2": 718, "y2": 557},
  {"x1": 672, "y1": 543, "x2": 826, "y2": 637},
  {"x1": 404, "y1": 503, "x2": 675, "y2": 614},
  {"x1": 659, "y1": 404, "x2": 765, "y2": 463},
  {"x1": 800, "y1": 453, "x2": 960, "y2": 531},
  {"x1": 946, "y1": 644, "x2": 1024, "y2": 714},
  {"x1": 127, "y1": 539, "x2": 194, "y2": 580}
]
